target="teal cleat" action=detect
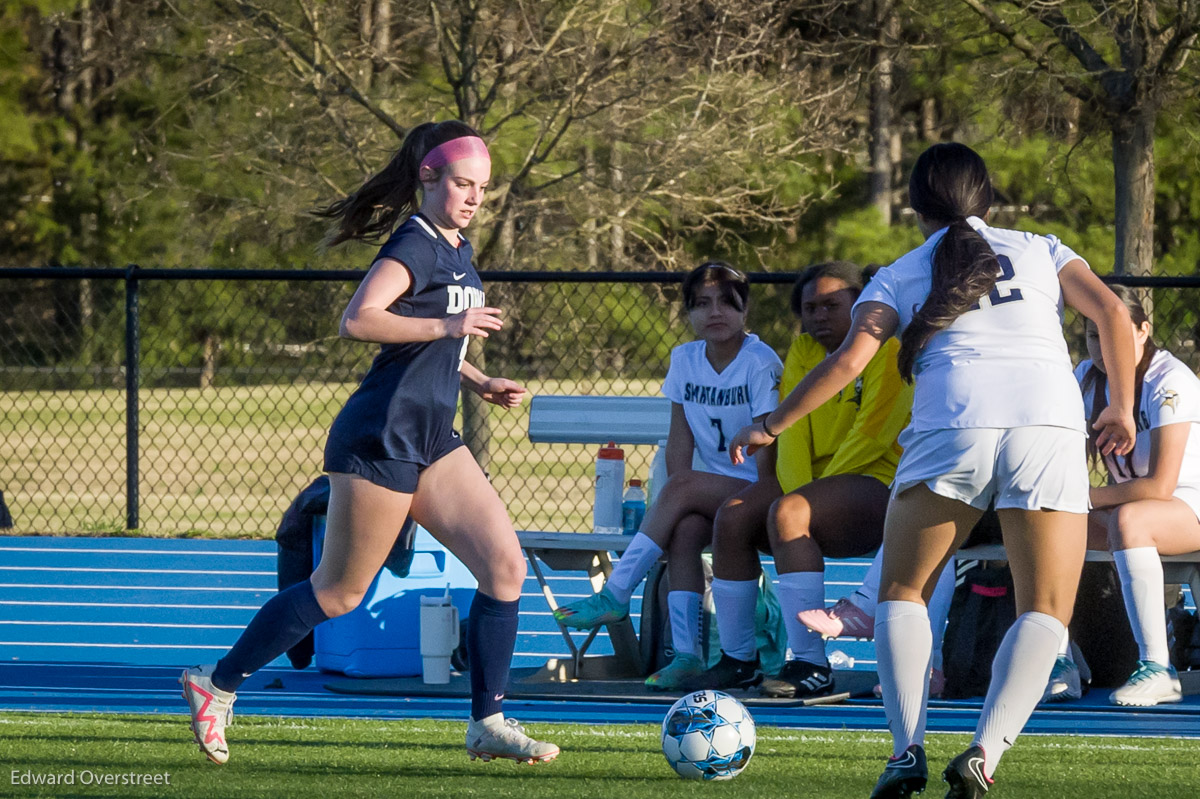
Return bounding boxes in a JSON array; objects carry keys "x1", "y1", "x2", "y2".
[
  {"x1": 644, "y1": 653, "x2": 705, "y2": 692},
  {"x1": 552, "y1": 586, "x2": 629, "y2": 629}
]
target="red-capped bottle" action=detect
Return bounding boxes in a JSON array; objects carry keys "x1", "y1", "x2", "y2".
[{"x1": 593, "y1": 441, "x2": 625, "y2": 533}]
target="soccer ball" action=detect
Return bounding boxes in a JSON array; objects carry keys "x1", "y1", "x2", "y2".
[{"x1": 661, "y1": 690, "x2": 756, "y2": 780}]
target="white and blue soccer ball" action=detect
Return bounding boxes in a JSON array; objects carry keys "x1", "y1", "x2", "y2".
[{"x1": 661, "y1": 689, "x2": 756, "y2": 780}]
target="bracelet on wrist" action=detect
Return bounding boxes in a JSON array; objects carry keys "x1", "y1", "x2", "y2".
[{"x1": 761, "y1": 417, "x2": 779, "y2": 438}]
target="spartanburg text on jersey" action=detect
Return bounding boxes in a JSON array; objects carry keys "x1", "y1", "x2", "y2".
[{"x1": 661, "y1": 334, "x2": 783, "y2": 481}]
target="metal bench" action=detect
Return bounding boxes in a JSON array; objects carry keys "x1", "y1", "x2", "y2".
[{"x1": 519, "y1": 395, "x2": 674, "y2": 679}]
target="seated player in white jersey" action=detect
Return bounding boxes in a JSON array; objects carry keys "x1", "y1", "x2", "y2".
[
  {"x1": 1046, "y1": 286, "x2": 1200, "y2": 707},
  {"x1": 553, "y1": 261, "x2": 783, "y2": 691},
  {"x1": 728, "y1": 143, "x2": 1135, "y2": 799}
]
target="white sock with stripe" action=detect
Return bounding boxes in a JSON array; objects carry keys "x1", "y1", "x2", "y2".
[
  {"x1": 974, "y1": 611, "x2": 1065, "y2": 778},
  {"x1": 875, "y1": 600, "x2": 932, "y2": 756},
  {"x1": 667, "y1": 590, "x2": 702, "y2": 659},
  {"x1": 711, "y1": 577, "x2": 759, "y2": 661},
  {"x1": 1113, "y1": 547, "x2": 1170, "y2": 666},
  {"x1": 777, "y1": 570, "x2": 827, "y2": 664},
  {"x1": 606, "y1": 533, "x2": 662, "y2": 604}
]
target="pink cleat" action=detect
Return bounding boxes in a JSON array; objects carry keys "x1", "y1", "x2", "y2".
[{"x1": 797, "y1": 598, "x2": 875, "y2": 639}]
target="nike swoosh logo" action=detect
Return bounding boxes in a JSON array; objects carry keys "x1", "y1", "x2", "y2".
[
  {"x1": 968, "y1": 756, "x2": 987, "y2": 786},
  {"x1": 493, "y1": 693, "x2": 505, "y2": 701},
  {"x1": 888, "y1": 751, "x2": 916, "y2": 769},
  {"x1": 453, "y1": 272, "x2": 467, "y2": 280}
]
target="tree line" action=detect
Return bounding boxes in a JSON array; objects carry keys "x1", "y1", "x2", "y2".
[{"x1": 4, "y1": 0, "x2": 1200, "y2": 380}]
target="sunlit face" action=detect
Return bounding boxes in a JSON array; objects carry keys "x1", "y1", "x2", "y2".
[
  {"x1": 687, "y1": 283, "x2": 747, "y2": 346},
  {"x1": 1085, "y1": 318, "x2": 1150, "y2": 374},
  {"x1": 420, "y1": 156, "x2": 491, "y2": 231},
  {"x1": 800, "y1": 276, "x2": 855, "y2": 353}
]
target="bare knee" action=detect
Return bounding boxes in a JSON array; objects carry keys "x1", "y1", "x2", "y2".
[
  {"x1": 311, "y1": 582, "x2": 370, "y2": 619},
  {"x1": 712, "y1": 505, "x2": 743, "y2": 560},
  {"x1": 769, "y1": 493, "x2": 813, "y2": 548},
  {"x1": 482, "y1": 549, "x2": 527, "y2": 597},
  {"x1": 1109, "y1": 503, "x2": 1157, "y2": 550}
]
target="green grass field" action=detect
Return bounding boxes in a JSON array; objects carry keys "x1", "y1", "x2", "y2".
[
  {"x1": 1, "y1": 714, "x2": 1197, "y2": 798},
  {"x1": 0, "y1": 379, "x2": 662, "y2": 538}
]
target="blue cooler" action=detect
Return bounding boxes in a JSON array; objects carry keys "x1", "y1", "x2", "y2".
[{"x1": 312, "y1": 516, "x2": 477, "y2": 677}]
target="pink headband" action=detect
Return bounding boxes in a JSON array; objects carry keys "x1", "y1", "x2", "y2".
[{"x1": 419, "y1": 136, "x2": 490, "y2": 171}]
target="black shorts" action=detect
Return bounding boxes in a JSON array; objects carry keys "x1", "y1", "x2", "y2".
[{"x1": 323, "y1": 427, "x2": 465, "y2": 493}]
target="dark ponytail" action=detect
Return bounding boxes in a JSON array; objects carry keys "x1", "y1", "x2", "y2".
[
  {"x1": 897, "y1": 143, "x2": 998, "y2": 381},
  {"x1": 313, "y1": 120, "x2": 481, "y2": 247},
  {"x1": 1081, "y1": 285, "x2": 1157, "y2": 476}
]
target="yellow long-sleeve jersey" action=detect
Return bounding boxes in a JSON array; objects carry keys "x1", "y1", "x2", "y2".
[{"x1": 775, "y1": 334, "x2": 913, "y2": 494}]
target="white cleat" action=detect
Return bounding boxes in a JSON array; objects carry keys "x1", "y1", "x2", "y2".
[
  {"x1": 180, "y1": 665, "x2": 236, "y2": 764},
  {"x1": 466, "y1": 716, "x2": 559, "y2": 764},
  {"x1": 1110, "y1": 660, "x2": 1183, "y2": 707}
]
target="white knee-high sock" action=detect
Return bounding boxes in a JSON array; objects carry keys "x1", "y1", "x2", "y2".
[
  {"x1": 850, "y1": 549, "x2": 883, "y2": 616},
  {"x1": 777, "y1": 571, "x2": 827, "y2": 664},
  {"x1": 1113, "y1": 547, "x2": 1170, "y2": 666},
  {"x1": 667, "y1": 590, "x2": 702, "y2": 659},
  {"x1": 711, "y1": 577, "x2": 759, "y2": 661},
  {"x1": 927, "y1": 555, "x2": 956, "y2": 671},
  {"x1": 974, "y1": 611, "x2": 1065, "y2": 778},
  {"x1": 606, "y1": 533, "x2": 663, "y2": 603},
  {"x1": 1058, "y1": 628, "x2": 1070, "y2": 658},
  {"x1": 875, "y1": 600, "x2": 932, "y2": 756}
]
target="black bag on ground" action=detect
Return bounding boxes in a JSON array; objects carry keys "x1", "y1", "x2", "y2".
[
  {"x1": 1167, "y1": 604, "x2": 1199, "y2": 671},
  {"x1": 941, "y1": 562, "x2": 1016, "y2": 699},
  {"x1": 274, "y1": 475, "x2": 419, "y2": 670},
  {"x1": 941, "y1": 508, "x2": 1012, "y2": 699},
  {"x1": 1068, "y1": 562, "x2": 1139, "y2": 688}
]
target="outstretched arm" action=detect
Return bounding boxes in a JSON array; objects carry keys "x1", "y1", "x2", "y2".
[
  {"x1": 729, "y1": 301, "x2": 898, "y2": 465},
  {"x1": 1059, "y1": 260, "x2": 1136, "y2": 456}
]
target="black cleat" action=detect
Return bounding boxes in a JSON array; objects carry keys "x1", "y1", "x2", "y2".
[
  {"x1": 943, "y1": 745, "x2": 992, "y2": 798},
  {"x1": 870, "y1": 744, "x2": 927, "y2": 798},
  {"x1": 681, "y1": 652, "x2": 763, "y2": 692},
  {"x1": 759, "y1": 659, "x2": 835, "y2": 699}
]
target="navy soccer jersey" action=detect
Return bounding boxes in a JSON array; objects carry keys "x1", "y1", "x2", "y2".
[{"x1": 324, "y1": 214, "x2": 484, "y2": 492}]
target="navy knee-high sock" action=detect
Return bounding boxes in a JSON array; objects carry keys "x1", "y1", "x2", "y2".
[
  {"x1": 467, "y1": 591, "x2": 519, "y2": 721},
  {"x1": 212, "y1": 580, "x2": 329, "y2": 693}
]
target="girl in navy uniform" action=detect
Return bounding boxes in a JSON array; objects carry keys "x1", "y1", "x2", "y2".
[{"x1": 181, "y1": 120, "x2": 559, "y2": 766}]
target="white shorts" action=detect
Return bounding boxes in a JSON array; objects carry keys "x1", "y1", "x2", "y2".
[
  {"x1": 1172, "y1": 485, "x2": 1200, "y2": 522},
  {"x1": 892, "y1": 426, "x2": 1089, "y2": 513}
]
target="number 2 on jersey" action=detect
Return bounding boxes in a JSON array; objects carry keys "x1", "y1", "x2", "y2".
[{"x1": 970, "y1": 254, "x2": 1023, "y2": 310}]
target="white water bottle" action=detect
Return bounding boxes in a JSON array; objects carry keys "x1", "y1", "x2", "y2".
[
  {"x1": 828, "y1": 650, "x2": 855, "y2": 670},
  {"x1": 593, "y1": 441, "x2": 624, "y2": 533}
]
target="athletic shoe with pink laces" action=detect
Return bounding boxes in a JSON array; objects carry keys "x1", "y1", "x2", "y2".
[
  {"x1": 180, "y1": 664, "x2": 236, "y2": 764},
  {"x1": 798, "y1": 597, "x2": 875, "y2": 639}
]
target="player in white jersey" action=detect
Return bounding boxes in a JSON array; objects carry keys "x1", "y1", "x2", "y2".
[
  {"x1": 729, "y1": 143, "x2": 1136, "y2": 799},
  {"x1": 554, "y1": 262, "x2": 783, "y2": 691},
  {"x1": 1076, "y1": 286, "x2": 1200, "y2": 706}
]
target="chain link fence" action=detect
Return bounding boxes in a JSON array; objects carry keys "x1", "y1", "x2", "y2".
[{"x1": 2, "y1": 268, "x2": 1198, "y2": 538}]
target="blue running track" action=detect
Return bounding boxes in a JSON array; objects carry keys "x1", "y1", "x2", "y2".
[{"x1": 2, "y1": 536, "x2": 1198, "y2": 738}]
